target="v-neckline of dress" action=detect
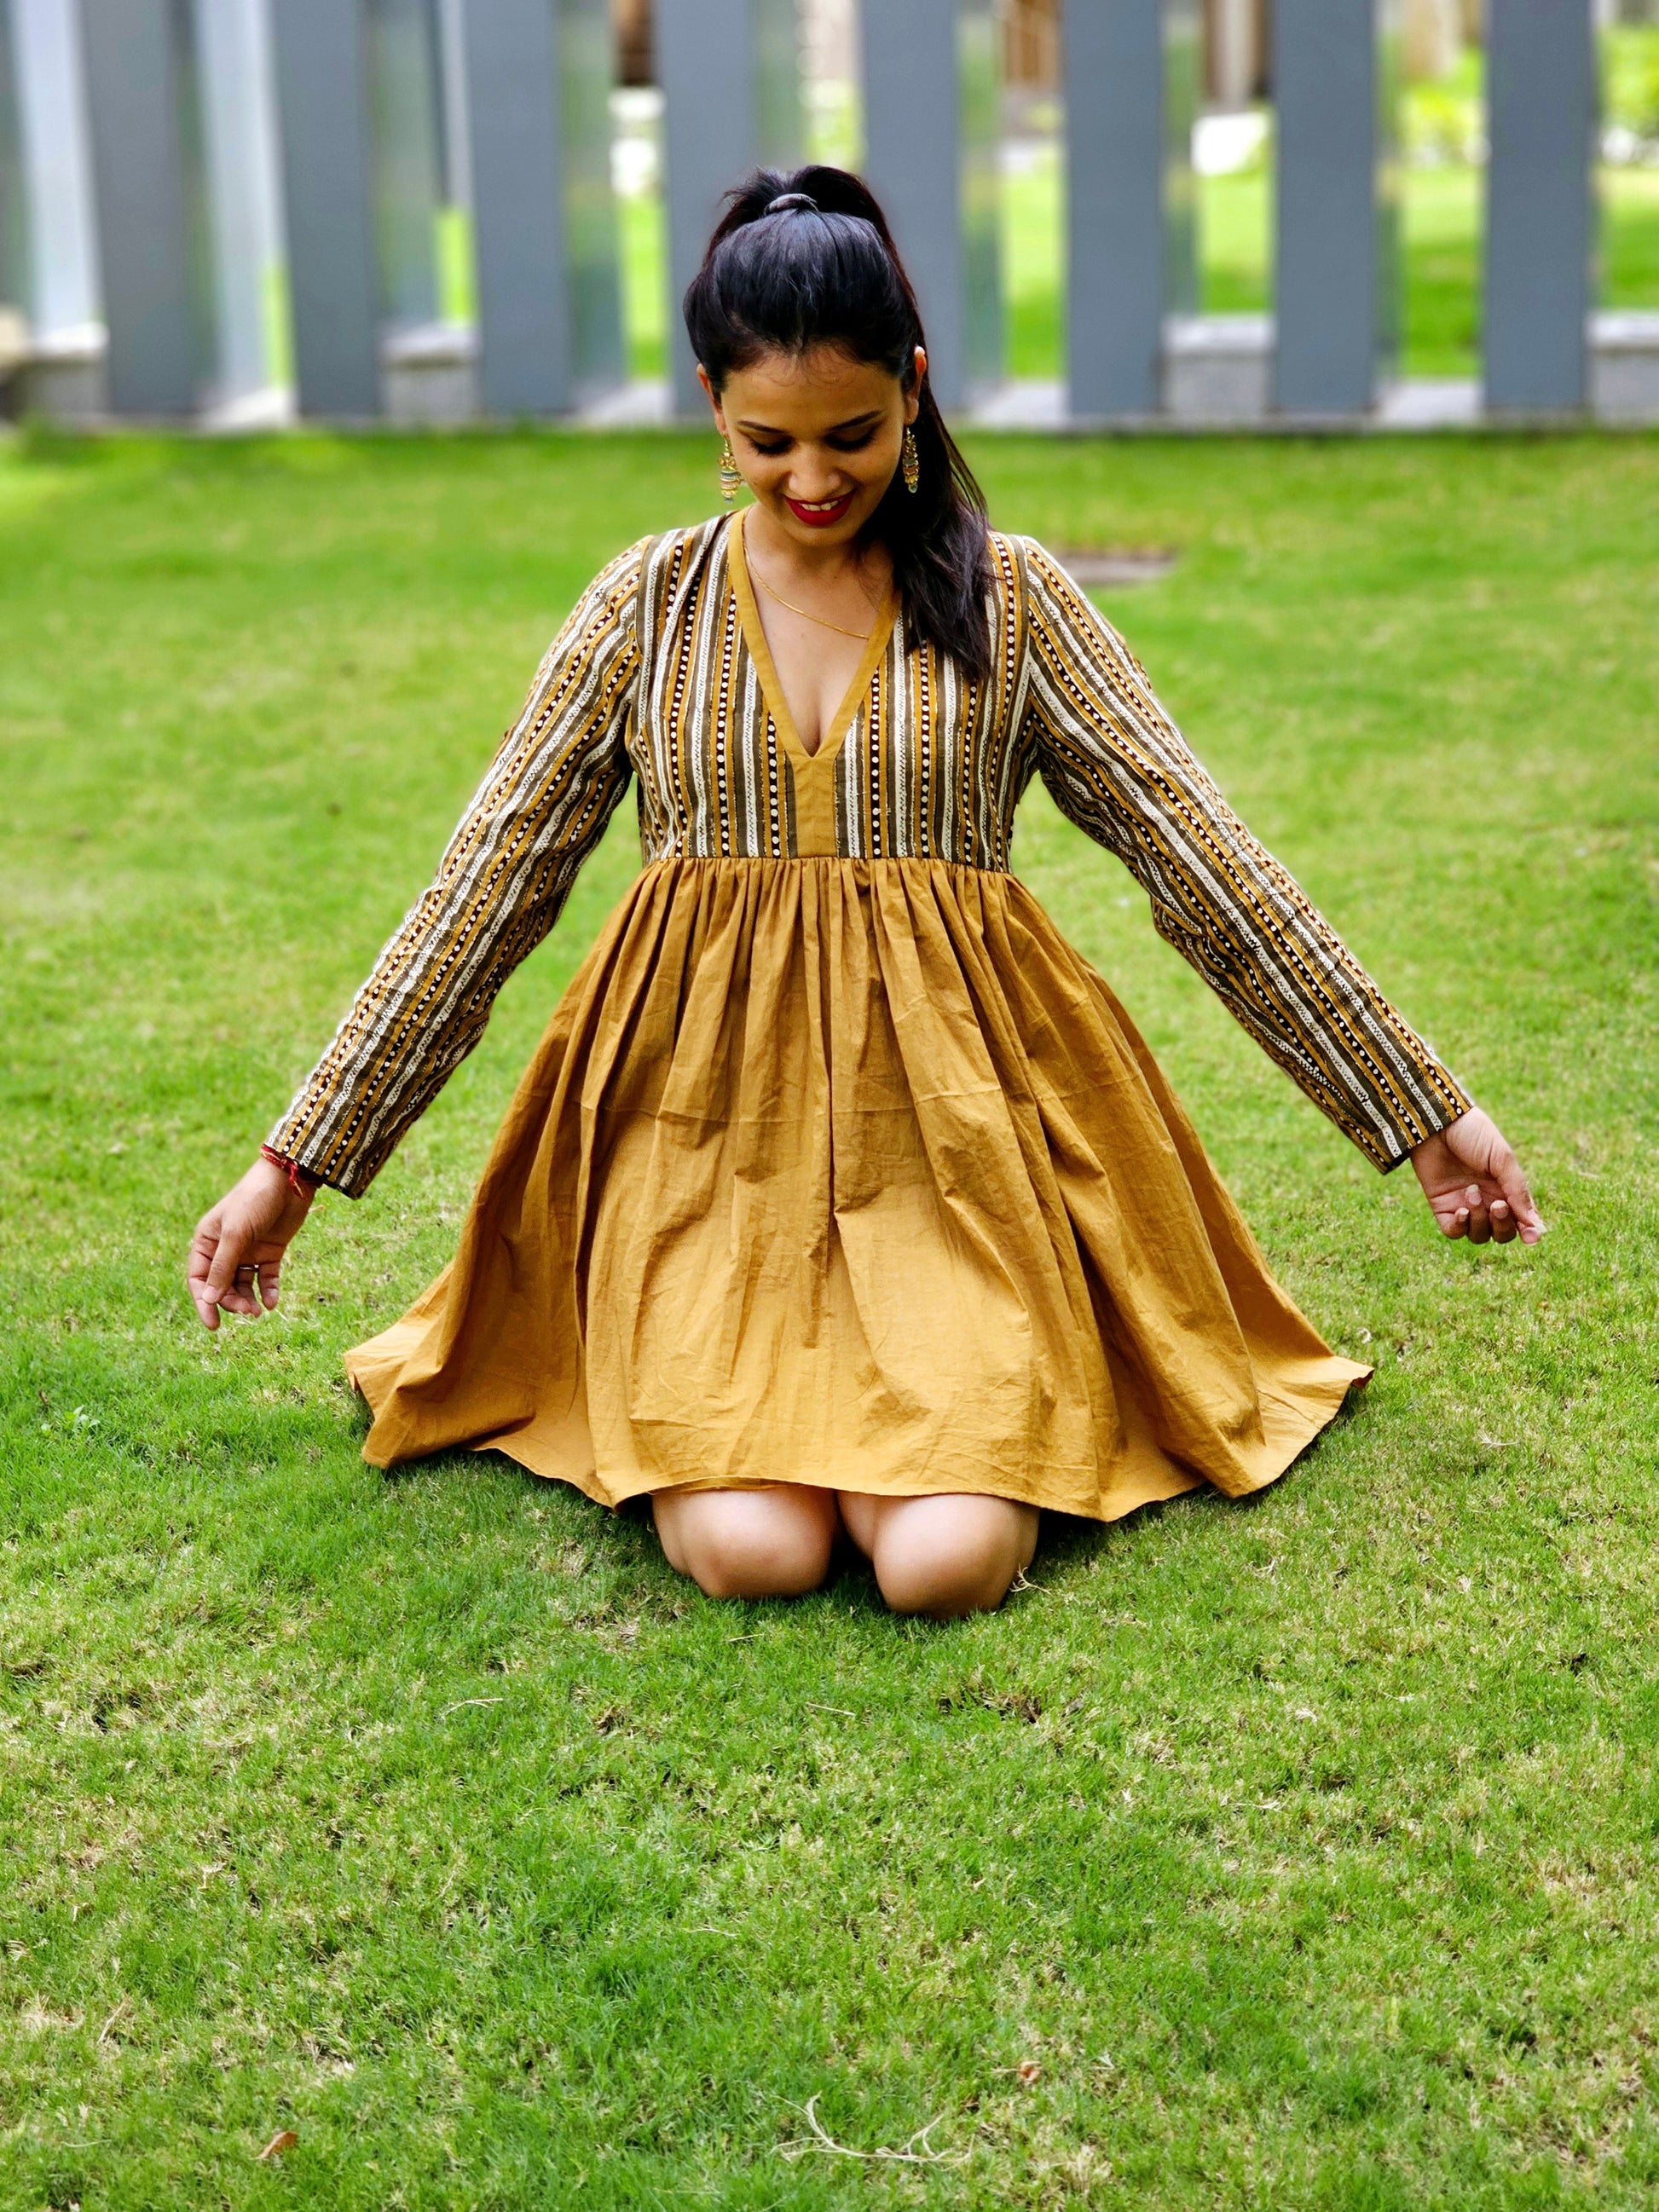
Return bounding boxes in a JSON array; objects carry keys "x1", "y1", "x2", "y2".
[{"x1": 728, "y1": 508, "x2": 899, "y2": 770}]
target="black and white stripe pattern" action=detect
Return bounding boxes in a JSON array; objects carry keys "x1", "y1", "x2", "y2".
[{"x1": 270, "y1": 520, "x2": 1467, "y2": 1193}]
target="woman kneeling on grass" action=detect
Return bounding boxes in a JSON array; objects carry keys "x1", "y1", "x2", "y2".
[{"x1": 188, "y1": 166, "x2": 1542, "y2": 1619}]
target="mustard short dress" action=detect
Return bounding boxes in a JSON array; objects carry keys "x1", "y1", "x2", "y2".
[{"x1": 269, "y1": 517, "x2": 1468, "y2": 1522}]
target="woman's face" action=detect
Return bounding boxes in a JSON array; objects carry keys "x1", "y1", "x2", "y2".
[{"x1": 700, "y1": 343, "x2": 925, "y2": 552}]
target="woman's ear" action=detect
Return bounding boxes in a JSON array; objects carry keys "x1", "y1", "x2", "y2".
[
  {"x1": 696, "y1": 362, "x2": 726, "y2": 433},
  {"x1": 905, "y1": 345, "x2": 928, "y2": 424}
]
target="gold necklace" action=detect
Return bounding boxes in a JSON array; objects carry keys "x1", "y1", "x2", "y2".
[{"x1": 749, "y1": 556, "x2": 876, "y2": 642}]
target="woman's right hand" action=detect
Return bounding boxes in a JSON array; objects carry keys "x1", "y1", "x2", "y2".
[
  {"x1": 187, "y1": 1157, "x2": 315, "y2": 1329},
  {"x1": 1409, "y1": 1106, "x2": 1544, "y2": 1246}
]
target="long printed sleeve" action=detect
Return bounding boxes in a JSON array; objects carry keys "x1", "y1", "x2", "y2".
[
  {"x1": 269, "y1": 540, "x2": 645, "y2": 1196},
  {"x1": 1016, "y1": 536, "x2": 1470, "y2": 1170}
]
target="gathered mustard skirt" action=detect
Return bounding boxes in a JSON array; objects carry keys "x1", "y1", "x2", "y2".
[{"x1": 346, "y1": 858, "x2": 1367, "y2": 1520}]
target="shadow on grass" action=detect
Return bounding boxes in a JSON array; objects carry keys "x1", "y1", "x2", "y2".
[{"x1": 366, "y1": 1380, "x2": 1364, "y2": 1632}]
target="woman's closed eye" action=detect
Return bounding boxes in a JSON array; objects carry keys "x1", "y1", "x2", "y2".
[{"x1": 743, "y1": 430, "x2": 878, "y2": 458}]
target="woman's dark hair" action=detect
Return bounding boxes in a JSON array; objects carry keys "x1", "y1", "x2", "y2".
[{"x1": 682, "y1": 165, "x2": 993, "y2": 684}]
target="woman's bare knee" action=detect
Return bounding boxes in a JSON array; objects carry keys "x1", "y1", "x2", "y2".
[
  {"x1": 651, "y1": 1485, "x2": 838, "y2": 1601},
  {"x1": 862, "y1": 1494, "x2": 1038, "y2": 1619}
]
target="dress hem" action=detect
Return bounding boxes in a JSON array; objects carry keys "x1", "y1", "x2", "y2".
[{"x1": 349, "y1": 1361, "x2": 1373, "y2": 1528}]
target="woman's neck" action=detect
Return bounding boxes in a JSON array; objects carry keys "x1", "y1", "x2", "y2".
[{"x1": 743, "y1": 502, "x2": 891, "y2": 598}]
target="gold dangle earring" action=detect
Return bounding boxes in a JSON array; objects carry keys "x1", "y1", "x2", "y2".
[
  {"x1": 718, "y1": 436, "x2": 743, "y2": 505},
  {"x1": 901, "y1": 424, "x2": 921, "y2": 495}
]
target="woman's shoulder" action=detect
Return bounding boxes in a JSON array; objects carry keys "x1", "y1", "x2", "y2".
[
  {"x1": 979, "y1": 529, "x2": 1154, "y2": 691},
  {"x1": 574, "y1": 515, "x2": 731, "y2": 604},
  {"x1": 985, "y1": 529, "x2": 1072, "y2": 596},
  {"x1": 978, "y1": 531, "x2": 1084, "y2": 644},
  {"x1": 626, "y1": 513, "x2": 735, "y2": 622},
  {"x1": 985, "y1": 531, "x2": 1128, "y2": 640}
]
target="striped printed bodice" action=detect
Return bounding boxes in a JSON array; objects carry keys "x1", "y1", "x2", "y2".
[
  {"x1": 633, "y1": 512, "x2": 1030, "y2": 868},
  {"x1": 269, "y1": 512, "x2": 1471, "y2": 1195}
]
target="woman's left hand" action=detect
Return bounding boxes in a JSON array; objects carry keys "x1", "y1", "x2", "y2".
[{"x1": 1410, "y1": 1106, "x2": 1545, "y2": 1246}]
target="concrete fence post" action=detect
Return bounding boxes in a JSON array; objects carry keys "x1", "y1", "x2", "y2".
[
  {"x1": 1485, "y1": 0, "x2": 1596, "y2": 414},
  {"x1": 1274, "y1": 0, "x2": 1401, "y2": 416},
  {"x1": 77, "y1": 0, "x2": 197, "y2": 416},
  {"x1": 1065, "y1": 0, "x2": 1195, "y2": 420},
  {"x1": 268, "y1": 0, "x2": 380, "y2": 418},
  {"x1": 864, "y1": 0, "x2": 1002, "y2": 412}
]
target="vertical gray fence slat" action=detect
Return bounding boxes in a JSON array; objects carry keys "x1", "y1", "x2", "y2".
[
  {"x1": 864, "y1": 0, "x2": 1004, "y2": 412},
  {"x1": 460, "y1": 0, "x2": 570, "y2": 414},
  {"x1": 1066, "y1": 0, "x2": 1193, "y2": 417},
  {"x1": 1066, "y1": 0, "x2": 1161, "y2": 418},
  {"x1": 10, "y1": 0, "x2": 100, "y2": 339},
  {"x1": 368, "y1": 0, "x2": 442, "y2": 331},
  {"x1": 558, "y1": 0, "x2": 625, "y2": 402},
  {"x1": 1375, "y1": 4, "x2": 1402, "y2": 381},
  {"x1": 957, "y1": 0, "x2": 1003, "y2": 403},
  {"x1": 864, "y1": 0, "x2": 959, "y2": 402},
  {"x1": 269, "y1": 0, "x2": 379, "y2": 417},
  {"x1": 436, "y1": 0, "x2": 471, "y2": 213},
  {"x1": 1485, "y1": 0, "x2": 1596, "y2": 414},
  {"x1": 78, "y1": 0, "x2": 196, "y2": 414},
  {"x1": 194, "y1": 0, "x2": 282, "y2": 407},
  {"x1": 0, "y1": 0, "x2": 29, "y2": 312},
  {"x1": 754, "y1": 0, "x2": 802, "y2": 170},
  {"x1": 1163, "y1": 0, "x2": 1199, "y2": 319},
  {"x1": 1275, "y1": 0, "x2": 1397, "y2": 414},
  {"x1": 658, "y1": 0, "x2": 755, "y2": 415}
]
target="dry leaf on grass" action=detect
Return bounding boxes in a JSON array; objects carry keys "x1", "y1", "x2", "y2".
[{"x1": 257, "y1": 2129, "x2": 298, "y2": 2160}]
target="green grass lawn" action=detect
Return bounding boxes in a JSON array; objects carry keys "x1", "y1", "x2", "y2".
[{"x1": 3, "y1": 427, "x2": 1658, "y2": 2209}]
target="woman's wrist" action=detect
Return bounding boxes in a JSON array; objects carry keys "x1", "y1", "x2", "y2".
[
  {"x1": 260, "y1": 1144, "x2": 321, "y2": 1198},
  {"x1": 1409, "y1": 1102, "x2": 1472, "y2": 1158}
]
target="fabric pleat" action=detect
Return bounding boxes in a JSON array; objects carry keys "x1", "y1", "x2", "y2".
[{"x1": 347, "y1": 858, "x2": 1367, "y2": 1520}]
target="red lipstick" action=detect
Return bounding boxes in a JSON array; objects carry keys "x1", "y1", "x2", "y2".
[{"x1": 786, "y1": 493, "x2": 856, "y2": 528}]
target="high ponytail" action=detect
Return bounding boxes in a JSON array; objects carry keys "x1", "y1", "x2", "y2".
[{"x1": 682, "y1": 165, "x2": 994, "y2": 685}]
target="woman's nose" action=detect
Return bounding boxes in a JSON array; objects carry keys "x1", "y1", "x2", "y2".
[{"x1": 783, "y1": 452, "x2": 850, "y2": 498}]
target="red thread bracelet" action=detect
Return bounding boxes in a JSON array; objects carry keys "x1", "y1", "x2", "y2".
[{"x1": 261, "y1": 1144, "x2": 321, "y2": 1197}]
